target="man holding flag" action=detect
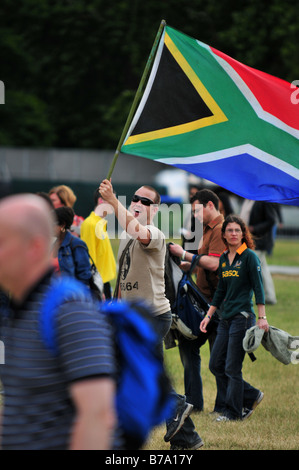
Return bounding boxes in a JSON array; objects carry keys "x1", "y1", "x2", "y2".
[
  {"x1": 99, "y1": 178, "x2": 204, "y2": 450},
  {"x1": 102, "y1": 18, "x2": 298, "y2": 448}
]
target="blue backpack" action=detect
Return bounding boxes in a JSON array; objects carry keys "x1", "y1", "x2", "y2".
[{"x1": 40, "y1": 276, "x2": 174, "y2": 448}]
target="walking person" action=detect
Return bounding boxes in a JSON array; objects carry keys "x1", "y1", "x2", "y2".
[
  {"x1": 49, "y1": 184, "x2": 84, "y2": 237},
  {"x1": 0, "y1": 194, "x2": 118, "y2": 449},
  {"x1": 200, "y1": 215, "x2": 269, "y2": 421},
  {"x1": 99, "y1": 179, "x2": 203, "y2": 450},
  {"x1": 240, "y1": 199, "x2": 277, "y2": 304},
  {"x1": 80, "y1": 188, "x2": 116, "y2": 299},
  {"x1": 53, "y1": 206, "x2": 92, "y2": 286},
  {"x1": 169, "y1": 189, "x2": 226, "y2": 412}
]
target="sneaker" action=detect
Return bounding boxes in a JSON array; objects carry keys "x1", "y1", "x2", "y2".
[
  {"x1": 164, "y1": 402, "x2": 193, "y2": 442},
  {"x1": 216, "y1": 415, "x2": 231, "y2": 422},
  {"x1": 242, "y1": 408, "x2": 253, "y2": 420},
  {"x1": 189, "y1": 438, "x2": 204, "y2": 450},
  {"x1": 170, "y1": 438, "x2": 204, "y2": 451},
  {"x1": 242, "y1": 391, "x2": 264, "y2": 420}
]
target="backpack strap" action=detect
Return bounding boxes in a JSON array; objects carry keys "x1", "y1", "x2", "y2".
[
  {"x1": 40, "y1": 276, "x2": 91, "y2": 355},
  {"x1": 113, "y1": 238, "x2": 134, "y2": 298},
  {"x1": 182, "y1": 255, "x2": 211, "y2": 311},
  {"x1": 70, "y1": 235, "x2": 97, "y2": 266},
  {"x1": 186, "y1": 254, "x2": 199, "y2": 276}
]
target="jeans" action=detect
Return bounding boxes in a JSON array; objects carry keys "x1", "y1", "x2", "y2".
[
  {"x1": 154, "y1": 311, "x2": 201, "y2": 447},
  {"x1": 178, "y1": 327, "x2": 217, "y2": 410},
  {"x1": 154, "y1": 311, "x2": 173, "y2": 362},
  {"x1": 209, "y1": 313, "x2": 260, "y2": 420}
]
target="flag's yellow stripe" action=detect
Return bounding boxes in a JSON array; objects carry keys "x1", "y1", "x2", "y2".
[
  {"x1": 165, "y1": 32, "x2": 227, "y2": 125},
  {"x1": 124, "y1": 32, "x2": 228, "y2": 146}
]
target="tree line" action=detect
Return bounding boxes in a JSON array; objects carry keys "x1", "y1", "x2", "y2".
[{"x1": 0, "y1": 0, "x2": 298, "y2": 149}]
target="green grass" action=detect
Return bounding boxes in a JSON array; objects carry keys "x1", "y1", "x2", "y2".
[
  {"x1": 144, "y1": 274, "x2": 299, "y2": 450},
  {"x1": 1, "y1": 238, "x2": 298, "y2": 449},
  {"x1": 143, "y1": 238, "x2": 299, "y2": 450},
  {"x1": 267, "y1": 239, "x2": 299, "y2": 266}
]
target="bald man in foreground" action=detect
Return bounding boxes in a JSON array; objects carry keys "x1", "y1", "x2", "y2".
[{"x1": 0, "y1": 194, "x2": 117, "y2": 450}]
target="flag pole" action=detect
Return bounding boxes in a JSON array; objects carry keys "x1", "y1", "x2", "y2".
[{"x1": 106, "y1": 19, "x2": 166, "y2": 179}]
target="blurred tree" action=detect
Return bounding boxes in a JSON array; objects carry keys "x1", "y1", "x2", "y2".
[
  {"x1": 216, "y1": 0, "x2": 299, "y2": 82},
  {"x1": 0, "y1": 0, "x2": 297, "y2": 149}
]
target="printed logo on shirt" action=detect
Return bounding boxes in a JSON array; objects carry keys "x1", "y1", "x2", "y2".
[
  {"x1": 120, "y1": 281, "x2": 139, "y2": 292},
  {"x1": 222, "y1": 270, "x2": 239, "y2": 278},
  {"x1": 235, "y1": 260, "x2": 242, "y2": 268},
  {"x1": 121, "y1": 250, "x2": 131, "y2": 281}
]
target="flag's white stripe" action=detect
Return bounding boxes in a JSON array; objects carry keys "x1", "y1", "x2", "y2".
[
  {"x1": 200, "y1": 41, "x2": 299, "y2": 140},
  {"x1": 124, "y1": 30, "x2": 166, "y2": 143},
  {"x1": 156, "y1": 144, "x2": 299, "y2": 180}
]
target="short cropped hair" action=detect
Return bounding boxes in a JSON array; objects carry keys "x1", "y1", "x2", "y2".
[
  {"x1": 190, "y1": 189, "x2": 219, "y2": 210},
  {"x1": 142, "y1": 185, "x2": 161, "y2": 205}
]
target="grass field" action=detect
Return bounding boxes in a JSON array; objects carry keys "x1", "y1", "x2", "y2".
[
  {"x1": 1, "y1": 239, "x2": 298, "y2": 450},
  {"x1": 142, "y1": 239, "x2": 299, "y2": 451}
]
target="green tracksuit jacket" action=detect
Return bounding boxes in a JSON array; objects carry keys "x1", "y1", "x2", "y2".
[{"x1": 212, "y1": 243, "x2": 265, "y2": 319}]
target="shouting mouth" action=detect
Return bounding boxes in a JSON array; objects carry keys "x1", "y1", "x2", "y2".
[{"x1": 132, "y1": 207, "x2": 141, "y2": 218}]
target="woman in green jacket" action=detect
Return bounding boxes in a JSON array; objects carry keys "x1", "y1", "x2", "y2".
[{"x1": 200, "y1": 215, "x2": 269, "y2": 421}]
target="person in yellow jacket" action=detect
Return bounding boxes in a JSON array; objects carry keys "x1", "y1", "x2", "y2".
[{"x1": 80, "y1": 189, "x2": 116, "y2": 299}]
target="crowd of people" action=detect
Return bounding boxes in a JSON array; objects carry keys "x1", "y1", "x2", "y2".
[{"x1": 0, "y1": 181, "x2": 280, "y2": 450}]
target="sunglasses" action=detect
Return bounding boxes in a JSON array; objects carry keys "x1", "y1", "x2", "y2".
[{"x1": 131, "y1": 194, "x2": 155, "y2": 206}]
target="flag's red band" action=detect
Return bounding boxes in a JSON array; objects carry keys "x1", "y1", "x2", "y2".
[{"x1": 211, "y1": 46, "x2": 299, "y2": 131}]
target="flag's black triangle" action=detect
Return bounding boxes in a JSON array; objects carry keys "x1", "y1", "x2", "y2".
[{"x1": 131, "y1": 45, "x2": 213, "y2": 136}]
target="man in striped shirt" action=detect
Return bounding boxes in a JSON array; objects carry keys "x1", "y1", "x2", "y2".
[{"x1": 0, "y1": 194, "x2": 117, "y2": 450}]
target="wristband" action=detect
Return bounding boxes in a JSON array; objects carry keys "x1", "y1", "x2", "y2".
[
  {"x1": 206, "y1": 315, "x2": 211, "y2": 319},
  {"x1": 197, "y1": 254, "x2": 205, "y2": 266},
  {"x1": 258, "y1": 316, "x2": 267, "y2": 320},
  {"x1": 181, "y1": 250, "x2": 186, "y2": 261}
]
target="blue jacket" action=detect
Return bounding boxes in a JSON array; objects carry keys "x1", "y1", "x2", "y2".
[{"x1": 58, "y1": 231, "x2": 91, "y2": 285}]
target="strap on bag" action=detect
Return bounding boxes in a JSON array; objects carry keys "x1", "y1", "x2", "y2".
[
  {"x1": 69, "y1": 235, "x2": 95, "y2": 265},
  {"x1": 113, "y1": 238, "x2": 134, "y2": 299},
  {"x1": 69, "y1": 236, "x2": 104, "y2": 299},
  {"x1": 187, "y1": 254, "x2": 199, "y2": 276},
  {"x1": 185, "y1": 255, "x2": 210, "y2": 312},
  {"x1": 69, "y1": 236, "x2": 100, "y2": 277}
]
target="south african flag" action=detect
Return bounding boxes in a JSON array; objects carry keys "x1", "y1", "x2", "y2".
[{"x1": 121, "y1": 25, "x2": 299, "y2": 205}]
